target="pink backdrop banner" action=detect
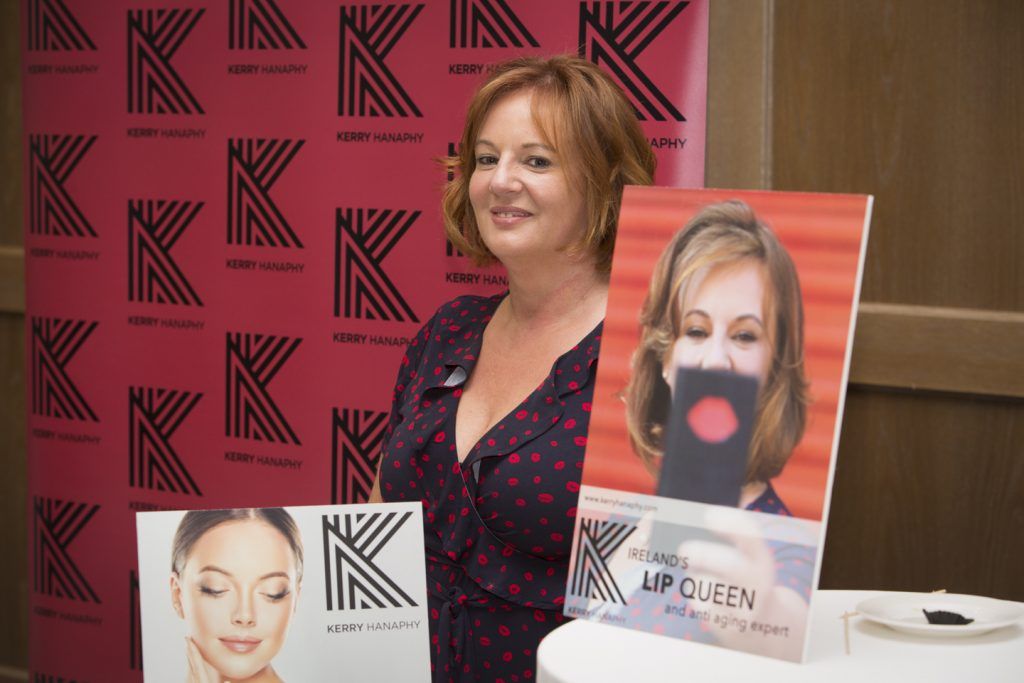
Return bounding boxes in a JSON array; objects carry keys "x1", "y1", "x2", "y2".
[{"x1": 21, "y1": 0, "x2": 707, "y2": 678}]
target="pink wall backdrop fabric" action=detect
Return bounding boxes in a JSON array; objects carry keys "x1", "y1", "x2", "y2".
[{"x1": 21, "y1": 1, "x2": 708, "y2": 679}]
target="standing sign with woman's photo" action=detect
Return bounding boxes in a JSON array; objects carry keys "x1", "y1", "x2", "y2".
[{"x1": 564, "y1": 187, "x2": 872, "y2": 662}]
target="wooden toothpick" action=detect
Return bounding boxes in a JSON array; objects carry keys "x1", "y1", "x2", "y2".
[{"x1": 840, "y1": 611, "x2": 859, "y2": 655}]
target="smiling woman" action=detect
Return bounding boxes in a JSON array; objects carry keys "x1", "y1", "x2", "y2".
[
  {"x1": 169, "y1": 508, "x2": 303, "y2": 683},
  {"x1": 369, "y1": 55, "x2": 655, "y2": 682}
]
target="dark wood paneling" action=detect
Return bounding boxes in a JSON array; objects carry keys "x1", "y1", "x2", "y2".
[
  {"x1": 767, "y1": 0, "x2": 1024, "y2": 601},
  {"x1": 1, "y1": 0, "x2": 23, "y2": 247},
  {"x1": 0, "y1": 247, "x2": 23, "y2": 313},
  {"x1": 0, "y1": 0, "x2": 25, "y2": 669},
  {"x1": 771, "y1": 0, "x2": 1024, "y2": 312},
  {"x1": 706, "y1": 0, "x2": 770, "y2": 190},
  {"x1": 850, "y1": 303, "x2": 1024, "y2": 398},
  {"x1": 0, "y1": 314, "x2": 27, "y2": 668},
  {"x1": 821, "y1": 387, "x2": 1024, "y2": 601}
]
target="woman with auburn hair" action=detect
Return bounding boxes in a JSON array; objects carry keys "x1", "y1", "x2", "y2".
[
  {"x1": 369, "y1": 54, "x2": 655, "y2": 681},
  {"x1": 625, "y1": 199, "x2": 809, "y2": 513}
]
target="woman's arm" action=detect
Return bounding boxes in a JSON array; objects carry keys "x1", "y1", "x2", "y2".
[
  {"x1": 368, "y1": 461, "x2": 384, "y2": 503},
  {"x1": 365, "y1": 307, "x2": 439, "y2": 504}
]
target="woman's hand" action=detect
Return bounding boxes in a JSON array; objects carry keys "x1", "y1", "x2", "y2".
[
  {"x1": 679, "y1": 508, "x2": 806, "y2": 658},
  {"x1": 185, "y1": 636, "x2": 219, "y2": 683}
]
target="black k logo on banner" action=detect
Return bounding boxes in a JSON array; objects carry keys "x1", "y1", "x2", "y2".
[
  {"x1": 129, "y1": 571, "x2": 143, "y2": 670},
  {"x1": 27, "y1": 0, "x2": 95, "y2": 51},
  {"x1": 31, "y1": 318, "x2": 98, "y2": 422},
  {"x1": 229, "y1": 0, "x2": 306, "y2": 49},
  {"x1": 579, "y1": 1, "x2": 689, "y2": 122},
  {"x1": 338, "y1": 4, "x2": 424, "y2": 117},
  {"x1": 127, "y1": 8, "x2": 205, "y2": 114},
  {"x1": 570, "y1": 517, "x2": 636, "y2": 604},
  {"x1": 128, "y1": 200, "x2": 204, "y2": 305},
  {"x1": 335, "y1": 208, "x2": 419, "y2": 322},
  {"x1": 449, "y1": 0, "x2": 539, "y2": 48},
  {"x1": 228, "y1": 138, "x2": 305, "y2": 248},
  {"x1": 322, "y1": 511, "x2": 418, "y2": 610},
  {"x1": 33, "y1": 497, "x2": 100, "y2": 603},
  {"x1": 332, "y1": 408, "x2": 387, "y2": 504},
  {"x1": 226, "y1": 333, "x2": 302, "y2": 444},
  {"x1": 29, "y1": 135, "x2": 97, "y2": 237},
  {"x1": 129, "y1": 387, "x2": 203, "y2": 495}
]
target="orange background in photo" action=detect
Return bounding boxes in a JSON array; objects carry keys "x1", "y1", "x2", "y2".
[{"x1": 584, "y1": 186, "x2": 870, "y2": 521}]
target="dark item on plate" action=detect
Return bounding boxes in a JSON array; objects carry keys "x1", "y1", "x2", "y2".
[{"x1": 922, "y1": 609, "x2": 974, "y2": 625}]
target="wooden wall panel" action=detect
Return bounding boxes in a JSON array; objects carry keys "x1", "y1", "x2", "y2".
[
  {"x1": 821, "y1": 387, "x2": 1024, "y2": 601},
  {"x1": 0, "y1": 314, "x2": 27, "y2": 671},
  {"x1": 1, "y1": 0, "x2": 25, "y2": 674},
  {"x1": 706, "y1": 0, "x2": 771, "y2": 190},
  {"x1": 767, "y1": 0, "x2": 1024, "y2": 601},
  {"x1": 771, "y1": 0, "x2": 1023, "y2": 312},
  {"x1": 1, "y1": 0, "x2": 22, "y2": 246}
]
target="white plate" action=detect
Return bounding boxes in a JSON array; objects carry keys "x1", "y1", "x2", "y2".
[{"x1": 856, "y1": 592, "x2": 1024, "y2": 637}]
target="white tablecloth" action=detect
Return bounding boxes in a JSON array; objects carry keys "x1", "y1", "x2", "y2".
[{"x1": 538, "y1": 590, "x2": 1023, "y2": 682}]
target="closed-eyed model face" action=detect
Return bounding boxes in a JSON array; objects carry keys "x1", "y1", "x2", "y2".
[
  {"x1": 171, "y1": 520, "x2": 299, "y2": 680},
  {"x1": 664, "y1": 258, "x2": 772, "y2": 392},
  {"x1": 468, "y1": 90, "x2": 587, "y2": 268}
]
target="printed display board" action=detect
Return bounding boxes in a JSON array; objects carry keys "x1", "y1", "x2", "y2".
[
  {"x1": 564, "y1": 187, "x2": 872, "y2": 661},
  {"x1": 137, "y1": 503, "x2": 429, "y2": 681},
  {"x1": 21, "y1": 1, "x2": 708, "y2": 679}
]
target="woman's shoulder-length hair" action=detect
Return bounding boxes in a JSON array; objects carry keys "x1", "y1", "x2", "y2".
[
  {"x1": 170, "y1": 507, "x2": 304, "y2": 580},
  {"x1": 624, "y1": 200, "x2": 810, "y2": 484},
  {"x1": 441, "y1": 54, "x2": 656, "y2": 275}
]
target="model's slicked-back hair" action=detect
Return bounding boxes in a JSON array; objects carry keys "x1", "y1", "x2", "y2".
[{"x1": 171, "y1": 507, "x2": 304, "y2": 581}]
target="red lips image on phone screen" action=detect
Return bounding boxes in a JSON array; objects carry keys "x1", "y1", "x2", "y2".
[{"x1": 686, "y1": 396, "x2": 738, "y2": 443}]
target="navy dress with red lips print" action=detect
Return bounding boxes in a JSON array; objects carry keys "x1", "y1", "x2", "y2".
[{"x1": 379, "y1": 293, "x2": 600, "y2": 683}]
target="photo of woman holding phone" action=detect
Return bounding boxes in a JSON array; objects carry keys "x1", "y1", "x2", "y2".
[
  {"x1": 590, "y1": 200, "x2": 816, "y2": 659},
  {"x1": 624, "y1": 199, "x2": 809, "y2": 515}
]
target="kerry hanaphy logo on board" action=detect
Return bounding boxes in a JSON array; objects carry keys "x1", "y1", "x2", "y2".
[
  {"x1": 33, "y1": 496, "x2": 101, "y2": 603},
  {"x1": 227, "y1": 138, "x2": 305, "y2": 248},
  {"x1": 334, "y1": 208, "x2": 420, "y2": 322},
  {"x1": 127, "y1": 8, "x2": 205, "y2": 114},
  {"x1": 331, "y1": 408, "x2": 387, "y2": 504},
  {"x1": 27, "y1": 0, "x2": 96, "y2": 51},
  {"x1": 338, "y1": 4, "x2": 424, "y2": 117},
  {"x1": 569, "y1": 517, "x2": 636, "y2": 604},
  {"x1": 321, "y1": 510, "x2": 418, "y2": 610},
  {"x1": 129, "y1": 386, "x2": 203, "y2": 495},
  {"x1": 128, "y1": 200, "x2": 204, "y2": 305},
  {"x1": 229, "y1": 0, "x2": 306, "y2": 49},
  {"x1": 31, "y1": 317, "x2": 98, "y2": 422},
  {"x1": 578, "y1": 1, "x2": 689, "y2": 121},
  {"x1": 225, "y1": 332, "x2": 302, "y2": 444},
  {"x1": 29, "y1": 134, "x2": 97, "y2": 237},
  {"x1": 449, "y1": 0, "x2": 539, "y2": 48}
]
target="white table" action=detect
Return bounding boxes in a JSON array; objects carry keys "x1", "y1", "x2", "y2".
[{"x1": 538, "y1": 590, "x2": 1023, "y2": 682}]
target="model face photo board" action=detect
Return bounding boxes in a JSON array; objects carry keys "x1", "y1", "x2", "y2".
[
  {"x1": 565, "y1": 186, "x2": 872, "y2": 662},
  {"x1": 137, "y1": 503, "x2": 430, "y2": 681}
]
